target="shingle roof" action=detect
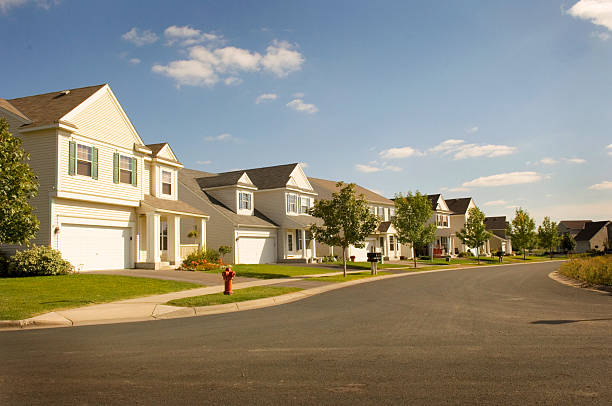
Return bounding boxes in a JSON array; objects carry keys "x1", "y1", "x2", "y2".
[
  {"x1": 426, "y1": 194, "x2": 442, "y2": 211},
  {"x1": 308, "y1": 177, "x2": 393, "y2": 205},
  {"x1": 484, "y1": 216, "x2": 507, "y2": 231},
  {"x1": 491, "y1": 229, "x2": 508, "y2": 240},
  {"x1": 195, "y1": 163, "x2": 300, "y2": 190},
  {"x1": 146, "y1": 143, "x2": 168, "y2": 156},
  {"x1": 142, "y1": 194, "x2": 207, "y2": 217},
  {"x1": 7, "y1": 84, "x2": 106, "y2": 128},
  {"x1": 378, "y1": 221, "x2": 393, "y2": 233},
  {"x1": 558, "y1": 220, "x2": 591, "y2": 231},
  {"x1": 179, "y1": 168, "x2": 278, "y2": 228},
  {"x1": 445, "y1": 198, "x2": 473, "y2": 214},
  {"x1": 574, "y1": 221, "x2": 610, "y2": 242},
  {"x1": 0, "y1": 98, "x2": 30, "y2": 121},
  {"x1": 197, "y1": 172, "x2": 250, "y2": 189}
]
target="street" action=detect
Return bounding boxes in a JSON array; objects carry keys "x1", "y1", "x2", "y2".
[{"x1": 1, "y1": 262, "x2": 610, "y2": 405}]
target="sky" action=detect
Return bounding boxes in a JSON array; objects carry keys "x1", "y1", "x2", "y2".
[{"x1": 1, "y1": 0, "x2": 611, "y2": 223}]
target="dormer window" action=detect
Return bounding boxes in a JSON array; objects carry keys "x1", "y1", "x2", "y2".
[
  {"x1": 162, "y1": 170, "x2": 172, "y2": 195},
  {"x1": 299, "y1": 197, "x2": 310, "y2": 214},
  {"x1": 239, "y1": 192, "x2": 252, "y2": 210},
  {"x1": 77, "y1": 144, "x2": 93, "y2": 176},
  {"x1": 119, "y1": 156, "x2": 133, "y2": 184}
]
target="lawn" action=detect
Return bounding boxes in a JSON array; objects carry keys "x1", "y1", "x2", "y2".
[
  {"x1": 330, "y1": 261, "x2": 412, "y2": 270},
  {"x1": 306, "y1": 271, "x2": 391, "y2": 282},
  {"x1": 0, "y1": 274, "x2": 200, "y2": 320},
  {"x1": 200, "y1": 264, "x2": 335, "y2": 279},
  {"x1": 167, "y1": 286, "x2": 303, "y2": 307}
]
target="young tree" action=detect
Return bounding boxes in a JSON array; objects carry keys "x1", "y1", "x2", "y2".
[
  {"x1": 392, "y1": 191, "x2": 437, "y2": 268},
  {"x1": 560, "y1": 233, "x2": 576, "y2": 254},
  {"x1": 507, "y1": 208, "x2": 536, "y2": 260},
  {"x1": 309, "y1": 182, "x2": 379, "y2": 277},
  {"x1": 456, "y1": 207, "x2": 492, "y2": 264},
  {"x1": 0, "y1": 119, "x2": 39, "y2": 245},
  {"x1": 218, "y1": 245, "x2": 232, "y2": 263},
  {"x1": 537, "y1": 217, "x2": 559, "y2": 259}
]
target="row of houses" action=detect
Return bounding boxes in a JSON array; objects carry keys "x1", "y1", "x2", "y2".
[
  {"x1": 558, "y1": 220, "x2": 612, "y2": 253},
  {"x1": 0, "y1": 84, "x2": 511, "y2": 270}
]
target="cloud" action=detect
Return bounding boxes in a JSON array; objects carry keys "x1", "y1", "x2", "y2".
[
  {"x1": 428, "y1": 139, "x2": 465, "y2": 154},
  {"x1": 292, "y1": 92, "x2": 305, "y2": 98},
  {"x1": 355, "y1": 163, "x2": 402, "y2": 173},
  {"x1": 564, "y1": 157, "x2": 586, "y2": 164},
  {"x1": 484, "y1": 200, "x2": 508, "y2": 206},
  {"x1": 379, "y1": 146, "x2": 422, "y2": 159},
  {"x1": 538, "y1": 157, "x2": 585, "y2": 165},
  {"x1": 428, "y1": 139, "x2": 517, "y2": 160},
  {"x1": 255, "y1": 93, "x2": 278, "y2": 104},
  {"x1": 128, "y1": 58, "x2": 141, "y2": 65},
  {"x1": 286, "y1": 98, "x2": 318, "y2": 114},
  {"x1": 568, "y1": 0, "x2": 612, "y2": 31},
  {"x1": 447, "y1": 186, "x2": 470, "y2": 193},
  {"x1": 122, "y1": 27, "x2": 158, "y2": 46},
  {"x1": 224, "y1": 77, "x2": 242, "y2": 85},
  {"x1": 0, "y1": 0, "x2": 58, "y2": 13},
  {"x1": 196, "y1": 160, "x2": 212, "y2": 165},
  {"x1": 261, "y1": 40, "x2": 304, "y2": 77},
  {"x1": 607, "y1": 144, "x2": 612, "y2": 155},
  {"x1": 204, "y1": 133, "x2": 235, "y2": 142},
  {"x1": 591, "y1": 31, "x2": 611, "y2": 40},
  {"x1": 466, "y1": 126, "x2": 479, "y2": 134},
  {"x1": 462, "y1": 171, "x2": 543, "y2": 187},
  {"x1": 588, "y1": 180, "x2": 612, "y2": 190},
  {"x1": 540, "y1": 157, "x2": 559, "y2": 165},
  {"x1": 164, "y1": 25, "x2": 223, "y2": 47},
  {"x1": 355, "y1": 164, "x2": 382, "y2": 173}
]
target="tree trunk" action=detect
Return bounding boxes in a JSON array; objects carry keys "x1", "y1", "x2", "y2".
[
  {"x1": 413, "y1": 249, "x2": 417, "y2": 269},
  {"x1": 523, "y1": 249, "x2": 526, "y2": 260},
  {"x1": 477, "y1": 246, "x2": 480, "y2": 264},
  {"x1": 342, "y1": 247, "x2": 347, "y2": 277}
]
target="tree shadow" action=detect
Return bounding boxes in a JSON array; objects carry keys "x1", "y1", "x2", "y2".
[{"x1": 531, "y1": 318, "x2": 612, "y2": 325}]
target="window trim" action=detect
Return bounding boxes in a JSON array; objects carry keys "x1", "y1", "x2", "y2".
[
  {"x1": 238, "y1": 191, "x2": 252, "y2": 210},
  {"x1": 118, "y1": 154, "x2": 134, "y2": 185},
  {"x1": 76, "y1": 143, "x2": 93, "y2": 177},
  {"x1": 161, "y1": 170, "x2": 172, "y2": 195},
  {"x1": 287, "y1": 193, "x2": 298, "y2": 213}
]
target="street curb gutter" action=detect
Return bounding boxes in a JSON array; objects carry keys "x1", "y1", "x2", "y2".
[{"x1": 548, "y1": 271, "x2": 612, "y2": 295}]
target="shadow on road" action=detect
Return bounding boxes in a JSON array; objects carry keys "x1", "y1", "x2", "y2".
[{"x1": 531, "y1": 318, "x2": 612, "y2": 325}]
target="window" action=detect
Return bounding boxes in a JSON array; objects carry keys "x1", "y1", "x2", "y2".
[
  {"x1": 287, "y1": 193, "x2": 297, "y2": 213},
  {"x1": 369, "y1": 206, "x2": 376, "y2": 215},
  {"x1": 77, "y1": 144, "x2": 92, "y2": 176},
  {"x1": 378, "y1": 207, "x2": 384, "y2": 218},
  {"x1": 299, "y1": 197, "x2": 310, "y2": 214},
  {"x1": 296, "y1": 230, "x2": 302, "y2": 251},
  {"x1": 119, "y1": 155, "x2": 133, "y2": 184},
  {"x1": 390, "y1": 207, "x2": 396, "y2": 218},
  {"x1": 239, "y1": 192, "x2": 252, "y2": 210},
  {"x1": 389, "y1": 235, "x2": 395, "y2": 251},
  {"x1": 287, "y1": 234, "x2": 293, "y2": 251},
  {"x1": 162, "y1": 170, "x2": 172, "y2": 195},
  {"x1": 380, "y1": 237, "x2": 385, "y2": 254},
  {"x1": 160, "y1": 221, "x2": 168, "y2": 251}
]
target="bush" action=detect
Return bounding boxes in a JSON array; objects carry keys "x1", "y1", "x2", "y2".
[
  {"x1": 457, "y1": 251, "x2": 474, "y2": 258},
  {"x1": 181, "y1": 249, "x2": 224, "y2": 271},
  {"x1": 0, "y1": 253, "x2": 9, "y2": 276},
  {"x1": 321, "y1": 255, "x2": 337, "y2": 263},
  {"x1": 559, "y1": 255, "x2": 612, "y2": 286},
  {"x1": 7, "y1": 245, "x2": 73, "y2": 277},
  {"x1": 419, "y1": 256, "x2": 431, "y2": 260}
]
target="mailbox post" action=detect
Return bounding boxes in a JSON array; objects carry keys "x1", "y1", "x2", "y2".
[{"x1": 367, "y1": 252, "x2": 382, "y2": 275}]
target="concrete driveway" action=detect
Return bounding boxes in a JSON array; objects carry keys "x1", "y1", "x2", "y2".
[{"x1": 88, "y1": 268, "x2": 259, "y2": 285}]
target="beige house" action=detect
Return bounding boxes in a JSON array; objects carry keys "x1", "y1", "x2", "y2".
[
  {"x1": 0, "y1": 84, "x2": 208, "y2": 270},
  {"x1": 558, "y1": 220, "x2": 591, "y2": 238},
  {"x1": 575, "y1": 221, "x2": 611, "y2": 253},
  {"x1": 445, "y1": 197, "x2": 477, "y2": 256},
  {"x1": 484, "y1": 216, "x2": 512, "y2": 255},
  {"x1": 424, "y1": 194, "x2": 453, "y2": 257}
]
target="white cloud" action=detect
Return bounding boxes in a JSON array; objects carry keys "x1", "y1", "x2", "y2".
[
  {"x1": 591, "y1": 31, "x2": 611, "y2": 40},
  {"x1": 462, "y1": 171, "x2": 543, "y2": 187},
  {"x1": 286, "y1": 98, "x2": 318, "y2": 114},
  {"x1": 164, "y1": 25, "x2": 223, "y2": 47},
  {"x1": 565, "y1": 157, "x2": 586, "y2": 164},
  {"x1": 607, "y1": 144, "x2": 612, "y2": 155},
  {"x1": 122, "y1": 27, "x2": 158, "y2": 46},
  {"x1": 568, "y1": 0, "x2": 612, "y2": 31},
  {"x1": 453, "y1": 144, "x2": 517, "y2": 159},
  {"x1": 224, "y1": 77, "x2": 242, "y2": 85},
  {"x1": 466, "y1": 126, "x2": 479, "y2": 134},
  {"x1": 379, "y1": 146, "x2": 422, "y2": 159},
  {"x1": 355, "y1": 164, "x2": 382, "y2": 173},
  {"x1": 447, "y1": 186, "x2": 470, "y2": 193},
  {"x1": 0, "y1": 0, "x2": 57, "y2": 13},
  {"x1": 588, "y1": 180, "x2": 612, "y2": 190},
  {"x1": 540, "y1": 157, "x2": 559, "y2": 165},
  {"x1": 484, "y1": 200, "x2": 508, "y2": 206},
  {"x1": 261, "y1": 40, "x2": 304, "y2": 77},
  {"x1": 204, "y1": 133, "x2": 234, "y2": 142},
  {"x1": 196, "y1": 160, "x2": 212, "y2": 165},
  {"x1": 429, "y1": 139, "x2": 465, "y2": 154},
  {"x1": 255, "y1": 93, "x2": 278, "y2": 104},
  {"x1": 128, "y1": 58, "x2": 141, "y2": 65},
  {"x1": 355, "y1": 163, "x2": 402, "y2": 173}
]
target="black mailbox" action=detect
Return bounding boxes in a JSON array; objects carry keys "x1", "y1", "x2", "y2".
[{"x1": 367, "y1": 252, "x2": 382, "y2": 262}]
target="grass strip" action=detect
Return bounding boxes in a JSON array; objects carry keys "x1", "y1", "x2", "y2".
[
  {"x1": 306, "y1": 271, "x2": 391, "y2": 283},
  {"x1": 167, "y1": 286, "x2": 303, "y2": 307}
]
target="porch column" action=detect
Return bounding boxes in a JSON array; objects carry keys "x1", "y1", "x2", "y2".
[
  {"x1": 146, "y1": 213, "x2": 161, "y2": 264},
  {"x1": 311, "y1": 238, "x2": 317, "y2": 259},
  {"x1": 301, "y1": 229, "x2": 307, "y2": 259},
  {"x1": 168, "y1": 214, "x2": 181, "y2": 265},
  {"x1": 384, "y1": 235, "x2": 390, "y2": 259},
  {"x1": 199, "y1": 218, "x2": 206, "y2": 250}
]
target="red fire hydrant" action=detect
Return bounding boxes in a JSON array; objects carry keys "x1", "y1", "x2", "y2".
[{"x1": 222, "y1": 267, "x2": 236, "y2": 295}]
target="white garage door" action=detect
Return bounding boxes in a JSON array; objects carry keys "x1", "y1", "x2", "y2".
[
  {"x1": 237, "y1": 237, "x2": 276, "y2": 264},
  {"x1": 350, "y1": 239, "x2": 375, "y2": 262},
  {"x1": 60, "y1": 224, "x2": 131, "y2": 270}
]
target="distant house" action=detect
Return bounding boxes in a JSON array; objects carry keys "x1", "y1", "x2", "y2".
[
  {"x1": 484, "y1": 216, "x2": 512, "y2": 255},
  {"x1": 558, "y1": 220, "x2": 592, "y2": 238},
  {"x1": 425, "y1": 194, "x2": 453, "y2": 257},
  {"x1": 445, "y1": 197, "x2": 476, "y2": 256},
  {"x1": 574, "y1": 221, "x2": 611, "y2": 253}
]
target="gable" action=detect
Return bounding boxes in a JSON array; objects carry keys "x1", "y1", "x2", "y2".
[
  {"x1": 156, "y1": 144, "x2": 179, "y2": 162},
  {"x1": 288, "y1": 165, "x2": 314, "y2": 191},
  {"x1": 62, "y1": 85, "x2": 146, "y2": 149},
  {"x1": 437, "y1": 196, "x2": 450, "y2": 212}
]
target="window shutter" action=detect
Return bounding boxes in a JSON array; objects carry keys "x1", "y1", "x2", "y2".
[
  {"x1": 287, "y1": 195, "x2": 290, "y2": 212},
  {"x1": 92, "y1": 147, "x2": 98, "y2": 180},
  {"x1": 68, "y1": 141, "x2": 76, "y2": 175},
  {"x1": 247, "y1": 193, "x2": 252, "y2": 209},
  {"x1": 132, "y1": 157, "x2": 138, "y2": 186},
  {"x1": 113, "y1": 153, "x2": 119, "y2": 184}
]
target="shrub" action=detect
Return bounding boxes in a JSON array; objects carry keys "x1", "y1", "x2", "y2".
[
  {"x1": 419, "y1": 255, "x2": 431, "y2": 260},
  {"x1": 457, "y1": 251, "x2": 474, "y2": 258},
  {"x1": 7, "y1": 245, "x2": 73, "y2": 277},
  {"x1": 559, "y1": 255, "x2": 612, "y2": 286},
  {"x1": 322, "y1": 255, "x2": 337, "y2": 263},
  {"x1": 0, "y1": 253, "x2": 9, "y2": 276},
  {"x1": 181, "y1": 249, "x2": 224, "y2": 271}
]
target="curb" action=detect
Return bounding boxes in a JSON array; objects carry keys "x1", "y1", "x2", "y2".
[
  {"x1": 548, "y1": 271, "x2": 612, "y2": 295},
  {"x1": 1, "y1": 260, "x2": 565, "y2": 330}
]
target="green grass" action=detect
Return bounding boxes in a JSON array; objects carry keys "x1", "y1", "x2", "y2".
[
  {"x1": 306, "y1": 271, "x2": 391, "y2": 283},
  {"x1": 416, "y1": 255, "x2": 566, "y2": 266},
  {"x1": 0, "y1": 274, "x2": 200, "y2": 320},
  {"x1": 200, "y1": 264, "x2": 334, "y2": 279},
  {"x1": 559, "y1": 255, "x2": 612, "y2": 286},
  {"x1": 330, "y1": 261, "x2": 411, "y2": 270},
  {"x1": 166, "y1": 286, "x2": 303, "y2": 307}
]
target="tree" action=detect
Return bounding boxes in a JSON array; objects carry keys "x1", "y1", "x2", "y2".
[
  {"x1": 506, "y1": 208, "x2": 536, "y2": 260},
  {"x1": 218, "y1": 245, "x2": 232, "y2": 263},
  {"x1": 309, "y1": 182, "x2": 379, "y2": 277},
  {"x1": 0, "y1": 119, "x2": 39, "y2": 245},
  {"x1": 537, "y1": 217, "x2": 559, "y2": 259},
  {"x1": 560, "y1": 233, "x2": 576, "y2": 255},
  {"x1": 392, "y1": 191, "x2": 437, "y2": 268},
  {"x1": 456, "y1": 207, "x2": 492, "y2": 264}
]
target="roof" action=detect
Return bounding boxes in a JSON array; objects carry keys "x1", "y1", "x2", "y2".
[
  {"x1": 426, "y1": 194, "x2": 444, "y2": 211},
  {"x1": 6, "y1": 84, "x2": 106, "y2": 128},
  {"x1": 197, "y1": 172, "x2": 251, "y2": 189},
  {"x1": 146, "y1": 143, "x2": 168, "y2": 156},
  {"x1": 484, "y1": 216, "x2": 507, "y2": 231},
  {"x1": 558, "y1": 220, "x2": 591, "y2": 230},
  {"x1": 445, "y1": 198, "x2": 472, "y2": 214},
  {"x1": 491, "y1": 229, "x2": 508, "y2": 240},
  {"x1": 142, "y1": 194, "x2": 207, "y2": 217},
  {"x1": 378, "y1": 221, "x2": 393, "y2": 233},
  {"x1": 0, "y1": 98, "x2": 29, "y2": 121},
  {"x1": 575, "y1": 221, "x2": 610, "y2": 242},
  {"x1": 309, "y1": 177, "x2": 393, "y2": 205},
  {"x1": 195, "y1": 163, "x2": 300, "y2": 190},
  {"x1": 179, "y1": 168, "x2": 278, "y2": 228}
]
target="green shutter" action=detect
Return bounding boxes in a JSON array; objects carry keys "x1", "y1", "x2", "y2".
[
  {"x1": 132, "y1": 157, "x2": 137, "y2": 186},
  {"x1": 92, "y1": 147, "x2": 98, "y2": 180},
  {"x1": 68, "y1": 141, "x2": 76, "y2": 175},
  {"x1": 113, "y1": 153, "x2": 119, "y2": 184}
]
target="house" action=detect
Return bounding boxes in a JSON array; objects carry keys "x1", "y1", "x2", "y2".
[
  {"x1": 574, "y1": 221, "x2": 611, "y2": 253},
  {"x1": 484, "y1": 216, "x2": 512, "y2": 255},
  {"x1": 445, "y1": 197, "x2": 477, "y2": 256},
  {"x1": 558, "y1": 220, "x2": 592, "y2": 238},
  {"x1": 0, "y1": 84, "x2": 208, "y2": 270},
  {"x1": 179, "y1": 163, "x2": 320, "y2": 264},
  {"x1": 308, "y1": 177, "x2": 407, "y2": 262},
  {"x1": 425, "y1": 194, "x2": 453, "y2": 257}
]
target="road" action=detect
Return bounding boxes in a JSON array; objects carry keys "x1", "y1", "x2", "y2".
[{"x1": 1, "y1": 262, "x2": 610, "y2": 405}]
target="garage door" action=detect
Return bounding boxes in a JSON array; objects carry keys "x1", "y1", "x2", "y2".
[
  {"x1": 60, "y1": 224, "x2": 131, "y2": 270},
  {"x1": 237, "y1": 237, "x2": 276, "y2": 264},
  {"x1": 350, "y1": 239, "x2": 375, "y2": 262}
]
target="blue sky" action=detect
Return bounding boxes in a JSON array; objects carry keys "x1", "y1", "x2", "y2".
[{"x1": 1, "y1": 0, "x2": 611, "y2": 222}]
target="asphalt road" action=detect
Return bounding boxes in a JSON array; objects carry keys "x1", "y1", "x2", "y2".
[{"x1": 1, "y1": 262, "x2": 610, "y2": 405}]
